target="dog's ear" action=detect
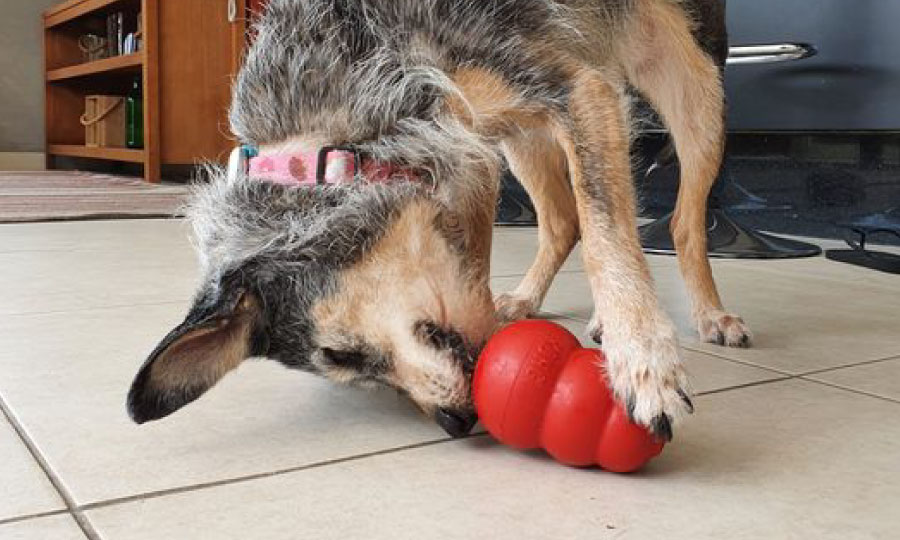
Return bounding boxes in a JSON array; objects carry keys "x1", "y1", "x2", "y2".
[{"x1": 127, "y1": 289, "x2": 264, "y2": 424}]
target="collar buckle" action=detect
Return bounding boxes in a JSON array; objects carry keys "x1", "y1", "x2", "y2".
[{"x1": 316, "y1": 145, "x2": 363, "y2": 185}]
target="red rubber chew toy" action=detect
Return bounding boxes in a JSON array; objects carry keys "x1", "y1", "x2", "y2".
[{"x1": 473, "y1": 320, "x2": 664, "y2": 472}]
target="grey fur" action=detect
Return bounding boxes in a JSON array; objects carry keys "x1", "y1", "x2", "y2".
[
  {"x1": 126, "y1": 167, "x2": 438, "y2": 423},
  {"x1": 188, "y1": 168, "x2": 424, "y2": 371},
  {"x1": 230, "y1": 0, "x2": 639, "y2": 184}
]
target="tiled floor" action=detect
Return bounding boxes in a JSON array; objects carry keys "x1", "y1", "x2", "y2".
[{"x1": 1, "y1": 220, "x2": 899, "y2": 539}]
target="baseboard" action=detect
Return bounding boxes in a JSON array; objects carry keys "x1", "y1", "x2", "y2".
[{"x1": 0, "y1": 152, "x2": 46, "y2": 171}]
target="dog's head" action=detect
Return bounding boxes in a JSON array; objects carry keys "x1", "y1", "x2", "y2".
[{"x1": 126, "y1": 174, "x2": 496, "y2": 437}]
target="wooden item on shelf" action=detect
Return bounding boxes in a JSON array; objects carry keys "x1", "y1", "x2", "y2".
[
  {"x1": 81, "y1": 95, "x2": 126, "y2": 148},
  {"x1": 44, "y1": 0, "x2": 249, "y2": 183}
]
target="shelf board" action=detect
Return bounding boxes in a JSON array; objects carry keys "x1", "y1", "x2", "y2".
[
  {"x1": 47, "y1": 54, "x2": 142, "y2": 82},
  {"x1": 48, "y1": 144, "x2": 145, "y2": 163},
  {"x1": 44, "y1": 0, "x2": 137, "y2": 28}
]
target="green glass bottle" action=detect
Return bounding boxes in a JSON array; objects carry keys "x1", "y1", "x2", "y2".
[{"x1": 126, "y1": 77, "x2": 144, "y2": 149}]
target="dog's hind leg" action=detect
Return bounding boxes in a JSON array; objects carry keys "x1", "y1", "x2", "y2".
[
  {"x1": 622, "y1": 0, "x2": 752, "y2": 347},
  {"x1": 555, "y1": 69, "x2": 691, "y2": 440},
  {"x1": 495, "y1": 128, "x2": 580, "y2": 322}
]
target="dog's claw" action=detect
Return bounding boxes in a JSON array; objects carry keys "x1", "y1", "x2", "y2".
[
  {"x1": 677, "y1": 388, "x2": 694, "y2": 414},
  {"x1": 651, "y1": 414, "x2": 673, "y2": 442},
  {"x1": 588, "y1": 317, "x2": 604, "y2": 345}
]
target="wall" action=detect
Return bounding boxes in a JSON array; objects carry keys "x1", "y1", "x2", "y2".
[{"x1": 0, "y1": 0, "x2": 62, "y2": 154}]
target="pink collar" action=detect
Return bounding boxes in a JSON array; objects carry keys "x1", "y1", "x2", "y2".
[{"x1": 249, "y1": 148, "x2": 417, "y2": 186}]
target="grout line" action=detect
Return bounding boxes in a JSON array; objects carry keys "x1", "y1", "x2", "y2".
[
  {"x1": 679, "y1": 344, "x2": 797, "y2": 376},
  {"x1": 695, "y1": 376, "x2": 794, "y2": 397},
  {"x1": 0, "y1": 386, "x2": 484, "y2": 532},
  {"x1": 0, "y1": 216, "x2": 181, "y2": 226},
  {"x1": 0, "y1": 394, "x2": 100, "y2": 540},
  {"x1": 0, "y1": 217, "x2": 184, "y2": 228},
  {"x1": 0, "y1": 509, "x2": 69, "y2": 528},
  {"x1": 1, "y1": 300, "x2": 188, "y2": 319},
  {"x1": 684, "y1": 344, "x2": 900, "y2": 379},
  {"x1": 797, "y1": 377, "x2": 900, "y2": 405},
  {"x1": 77, "y1": 434, "x2": 489, "y2": 513},
  {"x1": 0, "y1": 249, "x2": 99, "y2": 255},
  {"x1": 796, "y1": 354, "x2": 900, "y2": 377},
  {"x1": 692, "y1": 370, "x2": 900, "y2": 407}
]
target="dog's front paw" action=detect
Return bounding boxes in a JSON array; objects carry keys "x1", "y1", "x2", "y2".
[
  {"x1": 494, "y1": 293, "x2": 538, "y2": 323},
  {"x1": 698, "y1": 311, "x2": 752, "y2": 348},
  {"x1": 603, "y1": 324, "x2": 693, "y2": 441}
]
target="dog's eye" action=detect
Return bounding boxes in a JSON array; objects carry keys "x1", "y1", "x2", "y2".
[
  {"x1": 321, "y1": 348, "x2": 367, "y2": 369},
  {"x1": 415, "y1": 321, "x2": 464, "y2": 351}
]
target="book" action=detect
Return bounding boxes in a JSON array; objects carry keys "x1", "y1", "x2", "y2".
[
  {"x1": 122, "y1": 12, "x2": 144, "y2": 55},
  {"x1": 106, "y1": 14, "x2": 116, "y2": 57},
  {"x1": 106, "y1": 12, "x2": 125, "y2": 57},
  {"x1": 117, "y1": 12, "x2": 125, "y2": 55}
]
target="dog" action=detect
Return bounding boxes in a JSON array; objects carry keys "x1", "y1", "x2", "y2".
[{"x1": 127, "y1": 0, "x2": 751, "y2": 441}]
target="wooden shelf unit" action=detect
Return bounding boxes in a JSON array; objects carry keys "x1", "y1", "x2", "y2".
[
  {"x1": 44, "y1": 0, "x2": 247, "y2": 183},
  {"x1": 47, "y1": 53, "x2": 143, "y2": 82},
  {"x1": 47, "y1": 144, "x2": 145, "y2": 163}
]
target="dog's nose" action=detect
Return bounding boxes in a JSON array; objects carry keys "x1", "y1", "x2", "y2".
[{"x1": 435, "y1": 408, "x2": 478, "y2": 438}]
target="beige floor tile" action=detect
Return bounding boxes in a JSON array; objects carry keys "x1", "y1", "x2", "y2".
[
  {"x1": 0, "y1": 249, "x2": 198, "y2": 315},
  {"x1": 490, "y1": 227, "x2": 583, "y2": 277},
  {"x1": 682, "y1": 352, "x2": 786, "y2": 395},
  {"x1": 806, "y1": 357, "x2": 900, "y2": 401},
  {"x1": 489, "y1": 228, "x2": 680, "y2": 278},
  {"x1": 0, "y1": 304, "x2": 450, "y2": 506},
  {"x1": 494, "y1": 257, "x2": 900, "y2": 374},
  {"x1": 0, "y1": 219, "x2": 199, "y2": 315},
  {"x1": 730, "y1": 247, "x2": 900, "y2": 291},
  {"x1": 0, "y1": 219, "x2": 189, "y2": 254},
  {"x1": 0, "y1": 417, "x2": 64, "y2": 521},
  {"x1": 0, "y1": 515, "x2": 86, "y2": 540},
  {"x1": 84, "y1": 380, "x2": 900, "y2": 540},
  {"x1": 676, "y1": 260, "x2": 900, "y2": 373}
]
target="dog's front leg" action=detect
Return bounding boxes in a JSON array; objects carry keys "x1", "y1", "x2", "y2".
[
  {"x1": 556, "y1": 70, "x2": 693, "y2": 440},
  {"x1": 495, "y1": 128, "x2": 580, "y2": 322}
]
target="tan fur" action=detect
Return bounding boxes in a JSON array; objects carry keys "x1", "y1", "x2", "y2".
[
  {"x1": 448, "y1": 67, "x2": 550, "y2": 139},
  {"x1": 312, "y1": 200, "x2": 497, "y2": 411},
  {"x1": 620, "y1": 0, "x2": 751, "y2": 345},
  {"x1": 550, "y1": 67, "x2": 691, "y2": 429}
]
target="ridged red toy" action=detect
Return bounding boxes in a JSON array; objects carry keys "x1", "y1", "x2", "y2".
[{"x1": 473, "y1": 320, "x2": 664, "y2": 472}]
